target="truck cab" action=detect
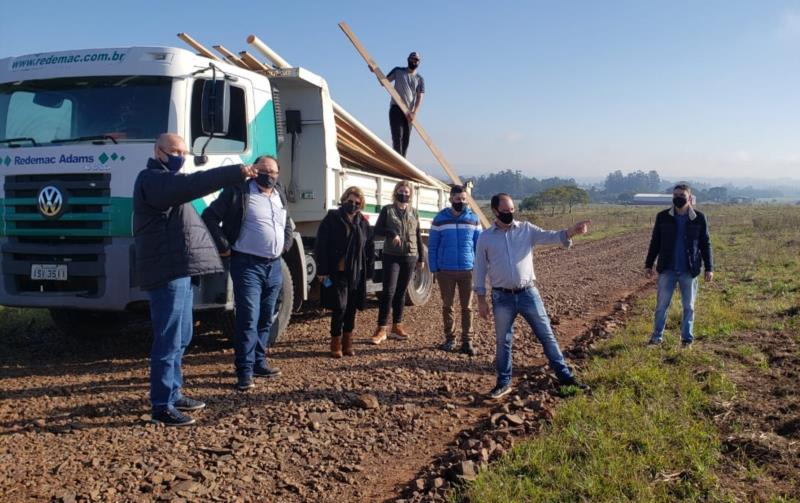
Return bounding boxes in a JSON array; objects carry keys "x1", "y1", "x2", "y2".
[{"x1": 0, "y1": 46, "x2": 445, "y2": 340}]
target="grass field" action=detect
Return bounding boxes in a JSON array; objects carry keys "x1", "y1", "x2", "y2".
[{"x1": 458, "y1": 204, "x2": 800, "y2": 502}]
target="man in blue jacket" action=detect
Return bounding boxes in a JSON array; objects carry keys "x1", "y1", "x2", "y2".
[
  {"x1": 645, "y1": 183, "x2": 714, "y2": 348},
  {"x1": 134, "y1": 133, "x2": 257, "y2": 426},
  {"x1": 428, "y1": 185, "x2": 482, "y2": 355}
]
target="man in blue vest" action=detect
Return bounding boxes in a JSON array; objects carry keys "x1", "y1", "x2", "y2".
[
  {"x1": 645, "y1": 183, "x2": 714, "y2": 348},
  {"x1": 428, "y1": 185, "x2": 482, "y2": 355}
]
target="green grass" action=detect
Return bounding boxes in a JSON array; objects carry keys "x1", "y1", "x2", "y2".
[{"x1": 457, "y1": 204, "x2": 800, "y2": 503}]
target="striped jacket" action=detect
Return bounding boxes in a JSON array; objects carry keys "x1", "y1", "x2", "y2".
[{"x1": 428, "y1": 207, "x2": 481, "y2": 272}]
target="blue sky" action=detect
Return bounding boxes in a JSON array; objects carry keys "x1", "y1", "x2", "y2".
[{"x1": 1, "y1": 0, "x2": 798, "y2": 182}]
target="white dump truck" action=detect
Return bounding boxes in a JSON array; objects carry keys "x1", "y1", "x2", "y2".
[{"x1": 0, "y1": 41, "x2": 450, "y2": 341}]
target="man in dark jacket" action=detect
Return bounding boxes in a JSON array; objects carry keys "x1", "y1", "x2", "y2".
[
  {"x1": 134, "y1": 133, "x2": 257, "y2": 426},
  {"x1": 645, "y1": 183, "x2": 714, "y2": 348},
  {"x1": 201, "y1": 155, "x2": 293, "y2": 391}
]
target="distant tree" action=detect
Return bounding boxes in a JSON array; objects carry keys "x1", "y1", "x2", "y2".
[{"x1": 564, "y1": 186, "x2": 590, "y2": 213}]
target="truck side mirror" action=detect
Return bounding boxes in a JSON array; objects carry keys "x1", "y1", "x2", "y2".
[{"x1": 200, "y1": 79, "x2": 230, "y2": 136}]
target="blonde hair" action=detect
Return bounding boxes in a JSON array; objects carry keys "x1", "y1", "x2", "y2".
[
  {"x1": 339, "y1": 186, "x2": 366, "y2": 208},
  {"x1": 393, "y1": 180, "x2": 414, "y2": 201}
]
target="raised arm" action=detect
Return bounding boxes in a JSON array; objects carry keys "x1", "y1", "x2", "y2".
[{"x1": 141, "y1": 164, "x2": 246, "y2": 211}]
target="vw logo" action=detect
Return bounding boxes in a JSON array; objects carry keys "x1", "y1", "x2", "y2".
[{"x1": 38, "y1": 186, "x2": 64, "y2": 218}]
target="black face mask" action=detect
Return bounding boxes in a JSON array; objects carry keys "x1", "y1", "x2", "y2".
[
  {"x1": 497, "y1": 211, "x2": 514, "y2": 224},
  {"x1": 342, "y1": 201, "x2": 358, "y2": 214},
  {"x1": 673, "y1": 196, "x2": 688, "y2": 209},
  {"x1": 256, "y1": 173, "x2": 276, "y2": 189},
  {"x1": 451, "y1": 202, "x2": 465, "y2": 212},
  {"x1": 396, "y1": 193, "x2": 410, "y2": 203}
]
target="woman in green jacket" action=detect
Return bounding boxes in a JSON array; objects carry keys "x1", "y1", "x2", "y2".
[{"x1": 370, "y1": 180, "x2": 425, "y2": 344}]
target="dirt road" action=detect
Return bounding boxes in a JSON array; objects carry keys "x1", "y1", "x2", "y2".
[{"x1": 0, "y1": 231, "x2": 652, "y2": 502}]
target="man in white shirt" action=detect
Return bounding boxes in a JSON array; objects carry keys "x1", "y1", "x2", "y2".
[
  {"x1": 202, "y1": 156, "x2": 293, "y2": 391},
  {"x1": 474, "y1": 193, "x2": 591, "y2": 399}
]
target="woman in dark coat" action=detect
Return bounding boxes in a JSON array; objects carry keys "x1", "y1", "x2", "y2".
[{"x1": 315, "y1": 187, "x2": 375, "y2": 358}]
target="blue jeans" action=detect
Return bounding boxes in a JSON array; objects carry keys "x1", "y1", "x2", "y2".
[
  {"x1": 231, "y1": 252, "x2": 283, "y2": 379},
  {"x1": 651, "y1": 270, "x2": 698, "y2": 343},
  {"x1": 148, "y1": 276, "x2": 193, "y2": 412},
  {"x1": 491, "y1": 287, "x2": 573, "y2": 387}
]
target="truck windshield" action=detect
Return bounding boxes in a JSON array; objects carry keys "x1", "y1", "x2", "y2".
[{"x1": 0, "y1": 75, "x2": 171, "y2": 146}]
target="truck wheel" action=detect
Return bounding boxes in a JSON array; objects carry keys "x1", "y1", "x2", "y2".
[
  {"x1": 406, "y1": 245, "x2": 433, "y2": 306},
  {"x1": 48, "y1": 309, "x2": 124, "y2": 339},
  {"x1": 220, "y1": 258, "x2": 294, "y2": 346}
]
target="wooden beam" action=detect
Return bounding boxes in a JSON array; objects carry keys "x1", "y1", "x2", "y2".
[
  {"x1": 177, "y1": 33, "x2": 221, "y2": 61},
  {"x1": 338, "y1": 22, "x2": 490, "y2": 228},
  {"x1": 238, "y1": 51, "x2": 273, "y2": 74},
  {"x1": 213, "y1": 45, "x2": 249, "y2": 69}
]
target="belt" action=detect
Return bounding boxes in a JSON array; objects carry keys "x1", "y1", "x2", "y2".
[
  {"x1": 492, "y1": 286, "x2": 530, "y2": 294},
  {"x1": 232, "y1": 250, "x2": 279, "y2": 262}
]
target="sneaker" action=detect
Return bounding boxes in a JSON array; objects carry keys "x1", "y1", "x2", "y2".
[
  {"x1": 174, "y1": 396, "x2": 206, "y2": 411},
  {"x1": 151, "y1": 407, "x2": 195, "y2": 427},
  {"x1": 648, "y1": 337, "x2": 663, "y2": 346},
  {"x1": 389, "y1": 323, "x2": 410, "y2": 341},
  {"x1": 439, "y1": 339, "x2": 456, "y2": 352},
  {"x1": 487, "y1": 383, "x2": 512, "y2": 400},
  {"x1": 680, "y1": 340, "x2": 693, "y2": 349},
  {"x1": 460, "y1": 341, "x2": 477, "y2": 357},
  {"x1": 236, "y1": 376, "x2": 255, "y2": 391},
  {"x1": 371, "y1": 326, "x2": 388, "y2": 345},
  {"x1": 560, "y1": 376, "x2": 591, "y2": 392},
  {"x1": 253, "y1": 365, "x2": 282, "y2": 379}
]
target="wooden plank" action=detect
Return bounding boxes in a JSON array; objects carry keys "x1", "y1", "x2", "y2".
[
  {"x1": 338, "y1": 22, "x2": 490, "y2": 228},
  {"x1": 213, "y1": 45, "x2": 249, "y2": 69},
  {"x1": 238, "y1": 51, "x2": 273, "y2": 74},
  {"x1": 177, "y1": 33, "x2": 221, "y2": 61}
]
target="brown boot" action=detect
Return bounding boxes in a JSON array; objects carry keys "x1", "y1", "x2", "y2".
[
  {"x1": 330, "y1": 336, "x2": 343, "y2": 358},
  {"x1": 371, "y1": 326, "x2": 388, "y2": 345},
  {"x1": 389, "y1": 323, "x2": 410, "y2": 341},
  {"x1": 342, "y1": 331, "x2": 355, "y2": 356}
]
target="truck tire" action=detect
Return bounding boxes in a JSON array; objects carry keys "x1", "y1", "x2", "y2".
[
  {"x1": 406, "y1": 245, "x2": 433, "y2": 306},
  {"x1": 220, "y1": 258, "x2": 294, "y2": 347},
  {"x1": 49, "y1": 309, "x2": 125, "y2": 339}
]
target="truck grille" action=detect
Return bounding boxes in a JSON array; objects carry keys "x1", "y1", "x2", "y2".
[{"x1": 1, "y1": 174, "x2": 111, "y2": 296}]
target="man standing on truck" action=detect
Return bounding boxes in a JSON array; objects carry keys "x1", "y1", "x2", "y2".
[
  {"x1": 202, "y1": 156, "x2": 294, "y2": 392},
  {"x1": 428, "y1": 185, "x2": 481, "y2": 356},
  {"x1": 474, "y1": 193, "x2": 591, "y2": 400},
  {"x1": 385, "y1": 52, "x2": 425, "y2": 157},
  {"x1": 134, "y1": 133, "x2": 258, "y2": 427}
]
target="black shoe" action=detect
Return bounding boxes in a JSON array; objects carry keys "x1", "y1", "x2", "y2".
[
  {"x1": 236, "y1": 376, "x2": 255, "y2": 391},
  {"x1": 151, "y1": 407, "x2": 195, "y2": 427},
  {"x1": 439, "y1": 339, "x2": 456, "y2": 352},
  {"x1": 253, "y1": 365, "x2": 282, "y2": 379},
  {"x1": 488, "y1": 383, "x2": 512, "y2": 400},
  {"x1": 460, "y1": 341, "x2": 477, "y2": 357},
  {"x1": 174, "y1": 396, "x2": 206, "y2": 411},
  {"x1": 560, "y1": 376, "x2": 591, "y2": 392},
  {"x1": 680, "y1": 340, "x2": 693, "y2": 349}
]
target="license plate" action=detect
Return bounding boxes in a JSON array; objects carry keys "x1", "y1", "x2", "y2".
[{"x1": 30, "y1": 264, "x2": 68, "y2": 281}]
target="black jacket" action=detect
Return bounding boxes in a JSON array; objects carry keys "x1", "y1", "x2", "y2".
[
  {"x1": 201, "y1": 181, "x2": 294, "y2": 256},
  {"x1": 133, "y1": 159, "x2": 245, "y2": 290},
  {"x1": 314, "y1": 209, "x2": 375, "y2": 309},
  {"x1": 645, "y1": 207, "x2": 714, "y2": 278}
]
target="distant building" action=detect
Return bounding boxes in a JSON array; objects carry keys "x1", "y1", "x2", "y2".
[{"x1": 632, "y1": 193, "x2": 697, "y2": 206}]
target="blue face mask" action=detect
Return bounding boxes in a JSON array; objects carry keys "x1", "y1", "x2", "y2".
[{"x1": 159, "y1": 148, "x2": 185, "y2": 172}]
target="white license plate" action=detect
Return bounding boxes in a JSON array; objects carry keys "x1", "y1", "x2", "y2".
[{"x1": 30, "y1": 264, "x2": 68, "y2": 281}]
